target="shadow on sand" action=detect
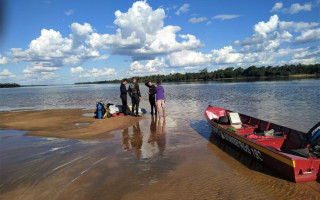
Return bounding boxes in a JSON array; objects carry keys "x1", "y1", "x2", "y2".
[{"x1": 190, "y1": 119, "x2": 285, "y2": 181}]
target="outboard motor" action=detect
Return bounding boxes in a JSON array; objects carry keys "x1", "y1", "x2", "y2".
[{"x1": 307, "y1": 122, "x2": 320, "y2": 155}]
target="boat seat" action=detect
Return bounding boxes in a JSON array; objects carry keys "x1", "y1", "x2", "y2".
[
  {"x1": 282, "y1": 149, "x2": 313, "y2": 158},
  {"x1": 228, "y1": 112, "x2": 242, "y2": 129}
]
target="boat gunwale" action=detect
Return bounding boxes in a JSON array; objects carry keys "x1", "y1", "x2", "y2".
[{"x1": 205, "y1": 107, "x2": 300, "y2": 168}]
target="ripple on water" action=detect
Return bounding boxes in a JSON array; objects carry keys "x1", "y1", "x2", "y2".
[{"x1": 0, "y1": 80, "x2": 320, "y2": 199}]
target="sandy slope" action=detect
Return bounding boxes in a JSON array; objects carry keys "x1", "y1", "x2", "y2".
[{"x1": 0, "y1": 109, "x2": 142, "y2": 139}]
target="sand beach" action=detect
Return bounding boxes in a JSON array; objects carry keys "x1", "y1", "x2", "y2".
[
  {"x1": 0, "y1": 109, "x2": 142, "y2": 139},
  {"x1": 1, "y1": 81, "x2": 320, "y2": 199}
]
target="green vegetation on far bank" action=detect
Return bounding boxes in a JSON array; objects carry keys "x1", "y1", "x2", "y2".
[
  {"x1": 0, "y1": 83, "x2": 21, "y2": 88},
  {"x1": 75, "y1": 63, "x2": 320, "y2": 84}
]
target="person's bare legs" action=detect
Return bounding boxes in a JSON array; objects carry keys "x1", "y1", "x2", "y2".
[
  {"x1": 157, "y1": 101, "x2": 161, "y2": 118},
  {"x1": 162, "y1": 107, "x2": 165, "y2": 118}
]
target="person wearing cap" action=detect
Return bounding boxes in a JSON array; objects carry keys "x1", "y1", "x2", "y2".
[
  {"x1": 145, "y1": 80, "x2": 157, "y2": 115},
  {"x1": 128, "y1": 78, "x2": 142, "y2": 117},
  {"x1": 155, "y1": 80, "x2": 165, "y2": 117},
  {"x1": 120, "y1": 79, "x2": 128, "y2": 115}
]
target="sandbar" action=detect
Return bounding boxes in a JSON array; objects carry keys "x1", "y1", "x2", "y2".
[{"x1": 0, "y1": 109, "x2": 142, "y2": 139}]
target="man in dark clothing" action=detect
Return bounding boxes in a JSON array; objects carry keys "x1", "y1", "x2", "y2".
[
  {"x1": 145, "y1": 80, "x2": 157, "y2": 115},
  {"x1": 128, "y1": 78, "x2": 142, "y2": 117},
  {"x1": 120, "y1": 79, "x2": 128, "y2": 115}
]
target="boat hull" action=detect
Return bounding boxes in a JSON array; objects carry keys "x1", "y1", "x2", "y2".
[{"x1": 205, "y1": 105, "x2": 319, "y2": 182}]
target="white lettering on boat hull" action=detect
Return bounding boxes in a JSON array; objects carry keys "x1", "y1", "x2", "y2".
[{"x1": 213, "y1": 126, "x2": 263, "y2": 161}]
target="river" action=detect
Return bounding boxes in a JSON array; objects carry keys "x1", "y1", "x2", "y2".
[{"x1": 1, "y1": 79, "x2": 320, "y2": 199}]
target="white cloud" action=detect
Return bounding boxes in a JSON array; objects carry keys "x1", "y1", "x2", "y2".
[
  {"x1": 9, "y1": 26, "x2": 99, "y2": 68},
  {"x1": 254, "y1": 15, "x2": 279, "y2": 37},
  {"x1": 212, "y1": 15, "x2": 241, "y2": 20},
  {"x1": 145, "y1": 57, "x2": 168, "y2": 69},
  {"x1": 271, "y1": 2, "x2": 313, "y2": 14},
  {"x1": 130, "y1": 61, "x2": 156, "y2": 74},
  {"x1": 288, "y1": 2, "x2": 312, "y2": 14},
  {"x1": 11, "y1": 29, "x2": 72, "y2": 61},
  {"x1": 6, "y1": 22, "x2": 106, "y2": 81},
  {"x1": 211, "y1": 46, "x2": 243, "y2": 64},
  {"x1": 235, "y1": 15, "x2": 319, "y2": 52},
  {"x1": 270, "y1": 2, "x2": 283, "y2": 12},
  {"x1": 0, "y1": 69, "x2": 15, "y2": 79},
  {"x1": 114, "y1": 1, "x2": 165, "y2": 38},
  {"x1": 167, "y1": 50, "x2": 212, "y2": 67},
  {"x1": 227, "y1": 12, "x2": 320, "y2": 67},
  {"x1": 165, "y1": 46, "x2": 251, "y2": 69},
  {"x1": 93, "y1": 54, "x2": 109, "y2": 61},
  {"x1": 80, "y1": 67, "x2": 116, "y2": 78},
  {"x1": 70, "y1": 22, "x2": 93, "y2": 49},
  {"x1": 290, "y1": 47, "x2": 320, "y2": 64},
  {"x1": 188, "y1": 17, "x2": 207, "y2": 24},
  {"x1": 0, "y1": 54, "x2": 9, "y2": 65},
  {"x1": 294, "y1": 28, "x2": 320, "y2": 44},
  {"x1": 2, "y1": 1, "x2": 205, "y2": 82},
  {"x1": 22, "y1": 65, "x2": 58, "y2": 81},
  {"x1": 70, "y1": 66, "x2": 116, "y2": 79},
  {"x1": 3, "y1": 1, "x2": 320, "y2": 83},
  {"x1": 129, "y1": 57, "x2": 168, "y2": 75},
  {"x1": 23, "y1": 65, "x2": 59, "y2": 74},
  {"x1": 130, "y1": 61, "x2": 146, "y2": 71},
  {"x1": 86, "y1": 1, "x2": 202, "y2": 60},
  {"x1": 279, "y1": 21, "x2": 319, "y2": 32},
  {"x1": 235, "y1": 30, "x2": 292, "y2": 52},
  {"x1": 22, "y1": 65, "x2": 59, "y2": 81},
  {"x1": 64, "y1": 9, "x2": 74, "y2": 16},
  {"x1": 70, "y1": 66, "x2": 84, "y2": 74},
  {"x1": 175, "y1": 4, "x2": 190, "y2": 15}
]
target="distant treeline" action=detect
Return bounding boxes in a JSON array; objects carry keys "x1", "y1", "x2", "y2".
[
  {"x1": 75, "y1": 64, "x2": 320, "y2": 84},
  {"x1": 0, "y1": 83, "x2": 21, "y2": 88}
]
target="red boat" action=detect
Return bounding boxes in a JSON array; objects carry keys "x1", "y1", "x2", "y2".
[{"x1": 205, "y1": 105, "x2": 320, "y2": 182}]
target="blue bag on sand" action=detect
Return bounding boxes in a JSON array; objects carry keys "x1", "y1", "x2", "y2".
[
  {"x1": 95, "y1": 101, "x2": 110, "y2": 119},
  {"x1": 97, "y1": 103, "x2": 103, "y2": 119}
]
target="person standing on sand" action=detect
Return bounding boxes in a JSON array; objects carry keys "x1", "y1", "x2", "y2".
[
  {"x1": 120, "y1": 79, "x2": 128, "y2": 115},
  {"x1": 155, "y1": 80, "x2": 165, "y2": 117},
  {"x1": 128, "y1": 78, "x2": 142, "y2": 117},
  {"x1": 145, "y1": 80, "x2": 157, "y2": 115}
]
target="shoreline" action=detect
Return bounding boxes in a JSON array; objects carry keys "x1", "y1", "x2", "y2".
[
  {"x1": 0, "y1": 109, "x2": 142, "y2": 139},
  {"x1": 75, "y1": 74, "x2": 319, "y2": 85}
]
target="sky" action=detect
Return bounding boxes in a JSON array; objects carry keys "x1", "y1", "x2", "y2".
[{"x1": 0, "y1": 0, "x2": 319, "y2": 84}]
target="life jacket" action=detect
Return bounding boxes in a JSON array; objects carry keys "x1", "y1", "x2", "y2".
[{"x1": 129, "y1": 83, "x2": 138, "y2": 94}]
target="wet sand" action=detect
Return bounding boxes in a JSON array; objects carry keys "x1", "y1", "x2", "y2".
[
  {"x1": 0, "y1": 109, "x2": 142, "y2": 139},
  {"x1": 1, "y1": 110, "x2": 320, "y2": 199}
]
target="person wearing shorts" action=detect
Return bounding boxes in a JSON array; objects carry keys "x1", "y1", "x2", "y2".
[{"x1": 155, "y1": 80, "x2": 165, "y2": 118}]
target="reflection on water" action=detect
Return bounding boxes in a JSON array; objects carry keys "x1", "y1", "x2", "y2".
[
  {"x1": 122, "y1": 128, "x2": 130, "y2": 151},
  {"x1": 1, "y1": 79, "x2": 320, "y2": 199},
  {"x1": 131, "y1": 122, "x2": 143, "y2": 158},
  {"x1": 156, "y1": 117, "x2": 166, "y2": 154},
  {"x1": 122, "y1": 116, "x2": 167, "y2": 158},
  {"x1": 207, "y1": 132, "x2": 281, "y2": 179},
  {"x1": 148, "y1": 116, "x2": 157, "y2": 148}
]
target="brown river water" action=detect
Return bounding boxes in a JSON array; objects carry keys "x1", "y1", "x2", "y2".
[{"x1": 1, "y1": 79, "x2": 320, "y2": 199}]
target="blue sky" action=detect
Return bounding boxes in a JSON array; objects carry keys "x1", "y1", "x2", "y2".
[{"x1": 0, "y1": 0, "x2": 319, "y2": 84}]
